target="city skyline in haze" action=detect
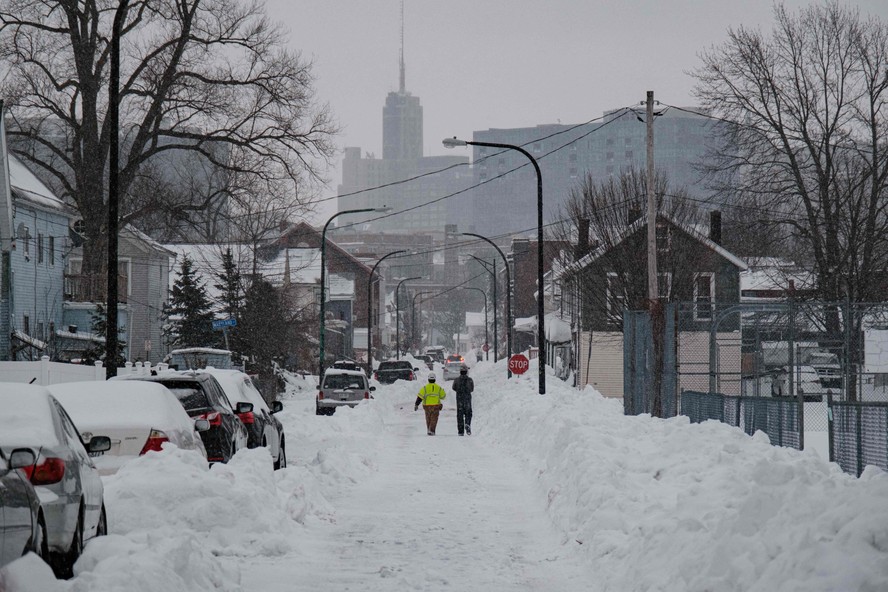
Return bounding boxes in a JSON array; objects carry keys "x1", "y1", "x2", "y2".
[{"x1": 269, "y1": 0, "x2": 888, "y2": 224}]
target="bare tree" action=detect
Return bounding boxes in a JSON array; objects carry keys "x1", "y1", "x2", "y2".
[
  {"x1": 553, "y1": 167, "x2": 704, "y2": 329},
  {"x1": 0, "y1": 0, "x2": 337, "y2": 279},
  {"x1": 692, "y1": 2, "x2": 888, "y2": 304}
]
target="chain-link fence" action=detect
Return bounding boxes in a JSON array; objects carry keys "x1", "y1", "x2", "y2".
[{"x1": 624, "y1": 301, "x2": 888, "y2": 473}]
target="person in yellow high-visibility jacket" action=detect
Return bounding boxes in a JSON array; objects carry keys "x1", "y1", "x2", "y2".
[{"x1": 414, "y1": 373, "x2": 447, "y2": 435}]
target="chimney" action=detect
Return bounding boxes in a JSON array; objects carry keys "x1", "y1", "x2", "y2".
[
  {"x1": 574, "y1": 218, "x2": 590, "y2": 260},
  {"x1": 709, "y1": 210, "x2": 722, "y2": 245},
  {"x1": 628, "y1": 204, "x2": 642, "y2": 223}
]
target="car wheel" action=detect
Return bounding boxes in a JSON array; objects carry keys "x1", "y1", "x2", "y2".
[
  {"x1": 315, "y1": 403, "x2": 323, "y2": 416},
  {"x1": 96, "y1": 504, "x2": 108, "y2": 537},
  {"x1": 274, "y1": 438, "x2": 287, "y2": 470},
  {"x1": 52, "y1": 507, "x2": 83, "y2": 579}
]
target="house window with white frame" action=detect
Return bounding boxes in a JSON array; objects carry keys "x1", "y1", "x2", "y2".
[
  {"x1": 657, "y1": 272, "x2": 673, "y2": 300},
  {"x1": 694, "y1": 272, "x2": 715, "y2": 320}
]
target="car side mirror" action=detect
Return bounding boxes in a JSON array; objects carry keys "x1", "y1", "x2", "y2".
[
  {"x1": 9, "y1": 448, "x2": 36, "y2": 469},
  {"x1": 87, "y1": 436, "x2": 112, "y2": 453},
  {"x1": 270, "y1": 401, "x2": 283, "y2": 414},
  {"x1": 369, "y1": 386, "x2": 376, "y2": 392},
  {"x1": 236, "y1": 402, "x2": 254, "y2": 414},
  {"x1": 413, "y1": 367, "x2": 419, "y2": 371},
  {"x1": 194, "y1": 418, "x2": 211, "y2": 432},
  {"x1": 316, "y1": 384, "x2": 322, "y2": 390}
]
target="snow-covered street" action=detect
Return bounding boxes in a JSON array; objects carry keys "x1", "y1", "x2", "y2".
[
  {"x1": 2, "y1": 358, "x2": 887, "y2": 592},
  {"x1": 241, "y1": 391, "x2": 591, "y2": 591}
]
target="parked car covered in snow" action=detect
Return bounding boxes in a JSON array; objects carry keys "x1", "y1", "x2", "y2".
[
  {"x1": 118, "y1": 372, "x2": 248, "y2": 464},
  {"x1": 201, "y1": 369, "x2": 287, "y2": 470},
  {"x1": 48, "y1": 381, "x2": 210, "y2": 475},
  {"x1": 0, "y1": 384, "x2": 109, "y2": 578},
  {"x1": 0, "y1": 446, "x2": 46, "y2": 569}
]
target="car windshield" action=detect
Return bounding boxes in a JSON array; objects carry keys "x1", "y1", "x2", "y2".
[
  {"x1": 324, "y1": 375, "x2": 365, "y2": 390},
  {"x1": 159, "y1": 382, "x2": 209, "y2": 412}
]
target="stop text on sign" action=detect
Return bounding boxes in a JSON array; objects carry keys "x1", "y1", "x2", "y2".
[{"x1": 509, "y1": 354, "x2": 529, "y2": 375}]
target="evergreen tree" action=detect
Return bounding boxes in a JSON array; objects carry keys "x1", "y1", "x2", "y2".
[
  {"x1": 213, "y1": 248, "x2": 244, "y2": 359},
  {"x1": 214, "y1": 248, "x2": 243, "y2": 319},
  {"x1": 81, "y1": 303, "x2": 126, "y2": 367},
  {"x1": 165, "y1": 255, "x2": 217, "y2": 348},
  {"x1": 239, "y1": 279, "x2": 293, "y2": 375}
]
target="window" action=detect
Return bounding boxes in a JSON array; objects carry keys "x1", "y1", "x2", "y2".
[
  {"x1": 694, "y1": 273, "x2": 714, "y2": 320},
  {"x1": 606, "y1": 273, "x2": 626, "y2": 320},
  {"x1": 625, "y1": 150, "x2": 634, "y2": 159},
  {"x1": 533, "y1": 142, "x2": 541, "y2": 153},
  {"x1": 23, "y1": 314, "x2": 30, "y2": 334},
  {"x1": 657, "y1": 272, "x2": 673, "y2": 300},
  {"x1": 49, "y1": 236, "x2": 55, "y2": 265},
  {"x1": 606, "y1": 152, "x2": 614, "y2": 161},
  {"x1": 37, "y1": 322, "x2": 44, "y2": 340},
  {"x1": 38, "y1": 233, "x2": 44, "y2": 263},
  {"x1": 22, "y1": 227, "x2": 30, "y2": 258},
  {"x1": 656, "y1": 224, "x2": 671, "y2": 253},
  {"x1": 569, "y1": 168, "x2": 578, "y2": 178}
]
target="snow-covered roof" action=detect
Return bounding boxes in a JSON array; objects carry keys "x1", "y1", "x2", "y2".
[
  {"x1": 558, "y1": 214, "x2": 748, "y2": 278},
  {"x1": 7, "y1": 153, "x2": 69, "y2": 213},
  {"x1": 545, "y1": 314, "x2": 571, "y2": 343},
  {"x1": 465, "y1": 311, "x2": 485, "y2": 327}
]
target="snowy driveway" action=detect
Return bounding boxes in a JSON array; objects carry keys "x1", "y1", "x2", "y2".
[{"x1": 241, "y1": 393, "x2": 591, "y2": 591}]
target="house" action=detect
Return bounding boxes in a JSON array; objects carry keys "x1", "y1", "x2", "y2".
[
  {"x1": 64, "y1": 226, "x2": 174, "y2": 363},
  {"x1": 261, "y1": 221, "x2": 373, "y2": 364},
  {"x1": 0, "y1": 152, "x2": 74, "y2": 360},
  {"x1": 556, "y1": 211, "x2": 747, "y2": 397}
]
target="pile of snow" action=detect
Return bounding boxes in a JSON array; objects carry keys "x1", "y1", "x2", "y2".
[{"x1": 3, "y1": 358, "x2": 886, "y2": 591}]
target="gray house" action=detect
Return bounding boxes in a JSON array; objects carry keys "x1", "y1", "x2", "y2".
[{"x1": 64, "y1": 226, "x2": 173, "y2": 364}]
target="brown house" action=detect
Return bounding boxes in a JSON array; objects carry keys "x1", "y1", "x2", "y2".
[{"x1": 265, "y1": 221, "x2": 373, "y2": 364}]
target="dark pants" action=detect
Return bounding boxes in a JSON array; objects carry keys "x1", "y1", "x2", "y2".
[
  {"x1": 456, "y1": 394, "x2": 472, "y2": 434},
  {"x1": 423, "y1": 404, "x2": 443, "y2": 434}
]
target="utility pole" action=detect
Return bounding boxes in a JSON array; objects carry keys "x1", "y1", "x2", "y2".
[
  {"x1": 106, "y1": 0, "x2": 129, "y2": 379},
  {"x1": 646, "y1": 90, "x2": 664, "y2": 417}
]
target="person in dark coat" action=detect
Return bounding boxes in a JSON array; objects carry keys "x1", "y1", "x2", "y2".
[{"x1": 452, "y1": 365, "x2": 474, "y2": 436}]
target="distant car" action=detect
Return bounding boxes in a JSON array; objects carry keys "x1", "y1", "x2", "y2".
[
  {"x1": 202, "y1": 369, "x2": 287, "y2": 470},
  {"x1": 0, "y1": 384, "x2": 109, "y2": 578},
  {"x1": 47, "y1": 381, "x2": 210, "y2": 475},
  {"x1": 374, "y1": 360, "x2": 418, "y2": 384},
  {"x1": 443, "y1": 361, "x2": 464, "y2": 381},
  {"x1": 424, "y1": 346, "x2": 445, "y2": 364},
  {"x1": 316, "y1": 369, "x2": 375, "y2": 415},
  {"x1": 446, "y1": 354, "x2": 465, "y2": 364},
  {"x1": 331, "y1": 360, "x2": 365, "y2": 374},
  {"x1": 119, "y1": 373, "x2": 248, "y2": 464},
  {"x1": 415, "y1": 355, "x2": 434, "y2": 371},
  {"x1": 0, "y1": 446, "x2": 46, "y2": 569}
]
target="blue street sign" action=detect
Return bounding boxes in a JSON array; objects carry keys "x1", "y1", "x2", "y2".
[{"x1": 212, "y1": 318, "x2": 237, "y2": 329}]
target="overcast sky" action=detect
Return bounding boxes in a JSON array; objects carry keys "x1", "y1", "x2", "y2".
[{"x1": 268, "y1": 0, "x2": 888, "y2": 223}]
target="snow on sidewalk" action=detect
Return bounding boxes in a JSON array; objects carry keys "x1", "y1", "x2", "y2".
[{"x1": 241, "y1": 395, "x2": 592, "y2": 591}]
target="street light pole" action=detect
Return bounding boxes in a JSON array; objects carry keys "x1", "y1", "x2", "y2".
[
  {"x1": 447, "y1": 137, "x2": 545, "y2": 394},
  {"x1": 395, "y1": 276, "x2": 421, "y2": 359},
  {"x1": 470, "y1": 255, "x2": 497, "y2": 363},
  {"x1": 319, "y1": 207, "x2": 378, "y2": 376},
  {"x1": 461, "y1": 287, "x2": 488, "y2": 361},
  {"x1": 463, "y1": 232, "x2": 512, "y2": 379},
  {"x1": 412, "y1": 291, "x2": 432, "y2": 355},
  {"x1": 366, "y1": 250, "x2": 406, "y2": 376}
]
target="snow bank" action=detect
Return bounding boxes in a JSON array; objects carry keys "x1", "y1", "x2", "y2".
[{"x1": 468, "y1": 358, "x2": 888, "y2": 592}]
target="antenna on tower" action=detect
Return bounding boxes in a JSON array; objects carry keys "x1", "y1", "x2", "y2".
[{"x1": 399, "y1": 0, "x2": 405, "y2": 93}]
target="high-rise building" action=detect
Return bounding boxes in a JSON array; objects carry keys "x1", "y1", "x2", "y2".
[
  {"x1": 455, "y1": 108, "x2": 726, "y2": 237},
  {"x1": 335, "y1": 9, "x2": 471, "y2": 234}
]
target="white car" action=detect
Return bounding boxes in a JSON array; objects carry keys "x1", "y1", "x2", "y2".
[
  {"x1": 49, "y1": 381, "x2": 209, "y2": 475},
  {"x1": 0, "y1": 384, "x2": 109, "y2": 578}
]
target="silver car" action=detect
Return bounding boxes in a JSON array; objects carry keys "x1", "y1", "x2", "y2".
[
  {"x1": 0, "y1": 446, "x2": 45, "y2": 569},
  {"x1": 0, "y1": 384, "x2": 110, "y2": 578},
  {"x1": 316, "y1": 369, "x2": 375, "y2": 415}
]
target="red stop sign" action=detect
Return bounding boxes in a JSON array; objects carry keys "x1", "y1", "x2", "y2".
[
  {"x1": 481, "y1": 343, "x2": 490, "y2": 353},
  {"x1": 509, "y1": 354, "x2": 530, "y2": 375}
]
